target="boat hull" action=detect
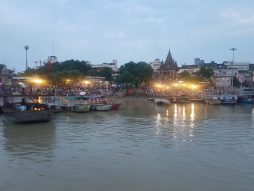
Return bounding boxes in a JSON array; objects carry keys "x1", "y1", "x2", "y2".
[
  {"x1": 5, "y1": 109, "x2": 53, "y2": 123},
  {"x1": 154, "y1": 98, "x2": 170, "y2": 105},
  {"x1": 111, "y1": 103, "x2": 121, "y2": 110},
  {"x1": 238, "y1": 97, "x2": 254, "y2": 104},
  {"x1": 71, "y1": 104, "x2": 90, "y2": 113},
  {"x1": 95, "y1": 104, "x2": 112, "y2": 111},
  {"x1": 206, "y1": 100, "x2": 221, "y2": 105},
  {"x1": 220, "y1": 95, "x2": 237, "y2": 105}
]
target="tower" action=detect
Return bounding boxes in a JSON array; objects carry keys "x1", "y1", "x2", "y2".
[{"x1": 158, "y1": 49, "x2": 178, "y2": 81}]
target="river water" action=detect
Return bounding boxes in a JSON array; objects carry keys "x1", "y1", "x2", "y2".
[{"x1": 0, "y1": 97, "x2": 254, "y2": 191}]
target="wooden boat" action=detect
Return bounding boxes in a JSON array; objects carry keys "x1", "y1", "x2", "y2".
[
  {"x1": 49, "y1": 104, "x2": 63, "y2": 113},
  {"x1": 238, "y1": 88, "x2": 254, "y2": 104},
  {"x1": 111, "y1": 103, "x2": 121, "y2": 110},
  {"x1": 175, "y1": 95, "x2": 191, "y2": 103},
  {"x1": 189, "y1": 96, "x2": 204, "y2": 103},
  {"x1": 205, "y1": 96, "x2": 221, "y2": 105},
  {"x1": 95, "y1": 104, "x2": 112, "y2": 111},
  {"x1": 71, "y1": 104, "x2": 90, "y2": 113},
  {"x1": 154, "y1": 98, "x2": 170, "y2": 105},
  {"x1": 220, "y1": 95, "x2": 237, "y2": 105},
  {"x1": 4, "y1": 103, "x2": 53, "y2": 123},
  {"x1": 44, "y1": 97, "x2": 65, "y2": 113}
]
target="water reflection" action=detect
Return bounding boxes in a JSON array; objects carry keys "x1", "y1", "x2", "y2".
[
  {"x1": 0, "y1": 98, "x2": 254, "y2": 191},
  {"x1": 2, "y1": 121, "x2": 56, "y2": 161}
]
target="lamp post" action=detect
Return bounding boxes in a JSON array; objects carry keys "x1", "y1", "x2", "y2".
[
  {"x1": 230, "y1": 48, "x2": 237, "y2": 88},
  {"x1": 24, "y1": 45, "x2": 29, "y2": 70}
]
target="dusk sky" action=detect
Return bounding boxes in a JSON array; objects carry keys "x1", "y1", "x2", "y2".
[{"x1": 0, "y1": 0, "x2": 254, "y2": 72}]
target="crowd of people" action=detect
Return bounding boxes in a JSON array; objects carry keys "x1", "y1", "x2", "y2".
[{"x1": 0, "y1": 83, "x2": 123, "y2": 97}]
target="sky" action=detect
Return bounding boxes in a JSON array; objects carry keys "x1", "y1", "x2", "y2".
[{"x1": 0, "y1": 0, "x2": 254, "y2": 72}]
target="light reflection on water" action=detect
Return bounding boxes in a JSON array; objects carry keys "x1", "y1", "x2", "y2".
[{"x1": 0, "y1": 98, "x2": 254, "y2": 191}]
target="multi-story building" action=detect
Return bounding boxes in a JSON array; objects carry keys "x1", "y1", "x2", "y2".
[
  {"x1": 194, "y1": 58, "x2": 205, "y2": 66},
  {"x1": 213, "y1": 68, "x2": 239, "y2": 88},
  {"x1": 149, "y1": 58, "x2": 163, "y2": 72},
  {"x1": 0, "y1": 64, "x2": 14, "y2": 85},
  {"x1": 178, "y1": 64, "x2": 199, "y2": 75},
  {"x1": 92, "y1": 60, "x2": 118, "y2": 73},
  {"x1": 222, "y1": 61, "x2": 254, "y2": 87}
]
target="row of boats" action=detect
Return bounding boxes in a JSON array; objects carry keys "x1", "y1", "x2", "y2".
[
  {"x1": 2, "y1": 96, "x2": 121, "y2": 123},
  {"x1": 152, "y1": 93, "x2": 253, "y2": 105},
  {"x1": 151, "y1": 95, "x2": 234, "y2": 105}
]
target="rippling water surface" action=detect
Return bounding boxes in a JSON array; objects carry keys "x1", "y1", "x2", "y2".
[{"x1": 0, "y1": 98, "x2": 254, "y2": 191}]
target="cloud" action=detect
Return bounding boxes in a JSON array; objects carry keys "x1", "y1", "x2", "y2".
[
  {"x1": 0, "y1": 0, "x2": 254, "y2": 71},
  {"x1": 221, "y1": 9, "x2": 254, "y2": 25},
  {"x1": 220, "y1": 9, "x2": 254, "y2": 35}
]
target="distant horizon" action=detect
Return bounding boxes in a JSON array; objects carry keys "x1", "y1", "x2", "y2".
[{"x1": 2, "y1": 51, "x2": 254, "y2": 73}]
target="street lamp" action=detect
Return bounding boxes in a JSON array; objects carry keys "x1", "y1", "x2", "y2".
[
  {"x1": 230, "y1": 48, "x2": 237, "y2": 64},
  {"x1": 24, "y1": 45, "x2": 29, "y2": 70},
  {"x1": 230, "y1": 48, "x2": 237, "y2": 88}
]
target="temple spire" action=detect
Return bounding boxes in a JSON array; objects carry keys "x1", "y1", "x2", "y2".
[
  {"x1": 163, "y1": 49, "x2": 178, "y2": 69},
  {"x1": 165, "y1": 49, "x2": 173, "y2": 64}
]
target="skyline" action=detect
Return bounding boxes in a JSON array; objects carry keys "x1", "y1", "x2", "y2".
[{"x1": 0, "y1": 0, "x2": 254, "y2": 72}]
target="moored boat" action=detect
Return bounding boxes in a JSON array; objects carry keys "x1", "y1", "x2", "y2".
[
  {"x1": 220, "y1": 94, "x2": 238, "y2": 105},
  {"x1": 238, "y1": 88, "x2": 254, "y2": 104},
  {"x1": 154, "y1": 98, "x2": 170, "y2": 105},
  {"x1": 95, "y1": 104, "x2": 112, "y2": 111},
  {"x1": 111, "y1": 103, "x2": 121, "y2": 110},
  {"x1": 49, "y1": 105, "x2": 63, "y2": 113},
  {"x1": 71, "y1": 104, "x2": 90, "y2": 113},
  {"x1": 189, "y1": 95, "x2": 204, "y2": 103},
  {"x1": 205, "y1": 95, "x2": 221, "y2": 105},
  {"x1": 4, "y1": 103, "x2": 53, "y2": 123},
  {"x1": 175, "y1": 95, "x2": 191, "y2": 103}
]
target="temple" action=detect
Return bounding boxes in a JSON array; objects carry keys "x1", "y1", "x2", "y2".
[{"x1": 157, "y1": 49, "x2": 178, "y2": 81}]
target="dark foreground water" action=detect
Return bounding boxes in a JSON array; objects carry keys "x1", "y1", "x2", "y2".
[{"x1": 0, "y1": 98, "x2": 254, "y2": 191}]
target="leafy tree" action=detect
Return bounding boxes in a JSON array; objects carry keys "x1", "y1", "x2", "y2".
[
  {"x1": 88, "y1": 67, "x2": 113, "y2": 81},
  {"x1": 117, "y1": 61, "x2": 153, "y2": 86},
  {"x1": 98, "y1": 67, "x2": 113, "y2": 81},
  {"x1": 178, "y1": 71, "x2": 199, "y2": 82},
  {"x1": 233, "y1": 76, "x2": 241, "y2": 87},
  {"x1": 196, "y1": 67, "x2": 214, "y2": 82},
  {"x1": 21, "y1": 60, "x2": 92, "y2": 84}
]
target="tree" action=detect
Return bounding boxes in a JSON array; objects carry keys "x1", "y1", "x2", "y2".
[
  {"x1": 117, "y1": 61, "x2": 153, "y2": 86},
  {"x1": 196, "y1": 67, "x2": 214, "y2": 82},
  {"x1": 233, "y1": 76, "x2": 241, "y2": 87},
  {"x1": 21, "y1": 59, "x2": 92, "y2": 84},
  {"x1": 98, "y1": 67, "x2": 113, "y2": 81}
]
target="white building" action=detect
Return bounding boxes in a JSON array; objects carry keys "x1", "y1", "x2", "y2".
[
  {"x1": 149, "y1": 58, "x2": 163, "y2": 72},
  {"x1": 213, "y1": 68, "x2": 239, "y2": 88},
  {"x1": 177, "y1": 65, "x2": 199, "y2": 75},
  {"x1": 223, "y1": 61, "x2": 252, "y2": 70},
  {"x1": 92, "y1": 60, "x2": 118, "y2": 73}
]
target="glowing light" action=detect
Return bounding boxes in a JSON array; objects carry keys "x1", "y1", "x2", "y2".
[
  {"x1": 155, "y1": 83, "x2": 162, "y2": 88},
  {"x1": 190, "y1": 84, "x2": 198, "y2": 89},
  {"x1": 190, "y1": 103, "x2": 195, "y2": 122},
  {"x1": 190, "y1": 103, "x2": 195, "y2": 129},
  {"x1": 31, "y1": 78, "x2": 44, "y2": 84},
  {"x1": 38, "y1": 96, "x2": 43, "y2": 104},
  {"x1": 83, "y1": 80, "x2": 90, "y2": 85}
]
